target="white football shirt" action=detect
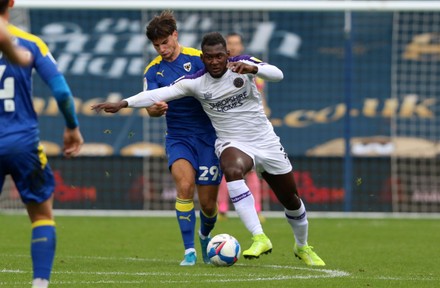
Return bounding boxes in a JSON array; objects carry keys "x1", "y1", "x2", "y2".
[{"x1": 125, "y1": 56, "x2": 283, "y2": 143}]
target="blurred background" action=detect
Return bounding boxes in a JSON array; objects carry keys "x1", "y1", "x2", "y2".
[{"x1": 2, "y1": 0, "x2": 440, "y2": 214}]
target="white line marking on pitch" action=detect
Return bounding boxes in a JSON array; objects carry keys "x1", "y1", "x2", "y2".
[
  {"x1": 2, "y1": 254, "x2": 438, "y2": 285},
  {"x1": 0, "y1": 255, "x2": 350, "y2": 285}
]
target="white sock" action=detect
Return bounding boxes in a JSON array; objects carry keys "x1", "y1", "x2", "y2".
[
  {"x1": 227, "y1": 179, "x2": 263, "y2": 236},
  {"x1": 285, "y1": 199, "x2": 308, "y2": 247},
  {"x1": 32, "y1": 278, "x2": 49, "y2": 288},
  {"x1": 184, "y1": 248, "x2": 196, "y2": 255}
]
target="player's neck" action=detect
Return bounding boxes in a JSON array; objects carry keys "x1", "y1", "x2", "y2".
[
  {"x1": 0, "y1": 13, "x2": 9, "y2": 23},
  {"x1": 166, "y1": 44, "x2": 181, "y2": 62},
  {"x1": 1, "y1": 10, "x2": 10, "y2": 22}
]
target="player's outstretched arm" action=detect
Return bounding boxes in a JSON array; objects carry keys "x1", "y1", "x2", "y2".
[
  {"x1": 93, "y1": 84, "x2": 187, "y2": 114},
  {"x1": 91, "y1": 100, "x2": 128, "y2": 113},
  {"x1": 63, "y1": 127, "x2": 84, "y2": 158}
]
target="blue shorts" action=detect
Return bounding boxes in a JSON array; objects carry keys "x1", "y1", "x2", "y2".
[
  {"x1": 0, "y1": 143, "x2": 55, "y2": 204},
  {"x1": 166, "y1": 133, "x2": 222, "y2": 185}
]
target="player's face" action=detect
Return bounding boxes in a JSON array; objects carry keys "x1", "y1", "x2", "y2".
[
  {"x1": 152, "y1": 30, "x2": 180, "y2": 62},
  {"x1": 201, "y1": 44, "x2": 229, "y2": 78},
  {"x1": 226, "y1": 35, "x2": 244, "y2": 57}
]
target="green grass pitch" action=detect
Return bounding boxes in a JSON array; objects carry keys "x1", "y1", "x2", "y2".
[{"x1": 1, "y1": 214, "x2": 439, "y2": 287}]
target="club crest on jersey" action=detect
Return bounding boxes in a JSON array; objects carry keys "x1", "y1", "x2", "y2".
[
  {"x1": 183, "y1": 62, "x2": 192, "y2": 72},
  {"x1": 233, "y1": 77, "x2": 244, "y2": 88},
  {"x1": 203, "y1": 92, "x2": 213, "y2": 99}
]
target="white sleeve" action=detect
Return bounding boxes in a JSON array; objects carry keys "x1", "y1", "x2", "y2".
[
  {"x1": 255, "y1": 63, "x2": 284, "y2": 82},
  {"x1": 124, "y1": 81, "x2": 188, "y2": 108}
]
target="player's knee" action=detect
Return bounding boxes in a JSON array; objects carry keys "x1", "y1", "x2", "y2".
[
  {"x1": 176, "y1": 181, "x2": 195, "y2": 198},
  {"x1": 222, "y1": 167, "x2": 246, "y2": 181},
  {"x1": 200, "y1": 202, "x2": 217, "y2": 216}
]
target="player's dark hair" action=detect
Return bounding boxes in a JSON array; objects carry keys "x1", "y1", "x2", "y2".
[
  {"x1": 201, "y1": 32, "x2": 227, "y2": 50},
  {"x1": 0, "y1": 0, "x2": 9, "y2": 14},
  {"x1": 146, "y1": 10, "x2": 177, "y2": 41}
]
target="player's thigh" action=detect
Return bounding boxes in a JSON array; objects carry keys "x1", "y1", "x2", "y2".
[
  {"x1": 8, "y1": 145, "x2": 55, "y2": 205},
  {"x1": 215, "y1": 140, "x2": 254, "y2": 179},
  {"x1": 193, "y1": 136, "x2": 221, "y2": 186},
  {"x1": 167, "y1": 136, "x2": 220, "y2": 194},
  {"x1": 256, "y1": 142, "x2": 292, "y2": 175}
]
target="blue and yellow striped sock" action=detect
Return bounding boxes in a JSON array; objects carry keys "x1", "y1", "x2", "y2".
[
  {"x1": 31, "y1": 220, "x2": 56, "y2": 281},
  {"x1": 199, "y1": 208, "x2": 217, "y2": 237},
  {"x1": 175, "y1": 198, "x2": 196, "y2": 250}
]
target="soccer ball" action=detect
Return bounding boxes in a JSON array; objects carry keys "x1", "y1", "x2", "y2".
[{"x1": 207, "y1": 233, "x2": 241, "y2": 267}]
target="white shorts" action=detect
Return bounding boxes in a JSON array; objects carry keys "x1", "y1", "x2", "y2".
[{"x1": 215, "y1": 136, "x2": 292, "y2": 175}]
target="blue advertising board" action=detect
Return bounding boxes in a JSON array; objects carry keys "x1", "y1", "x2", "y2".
[{"x1": 28, "y1": 10, "x2": 433, "y2": 156}]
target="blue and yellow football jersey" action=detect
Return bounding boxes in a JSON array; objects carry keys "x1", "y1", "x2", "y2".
[
  {"x1": 0, "y1": 24, "x2": 62, "y2": 155},
  {"x1": 144, "y1": 46, "x2": 216, "y2": 136}
]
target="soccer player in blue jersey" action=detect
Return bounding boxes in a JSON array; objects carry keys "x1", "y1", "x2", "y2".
[
  {"x1": 0, "y1": 1, "x2": 84, "y2": 287},
  {"x1": 143, "y1": 10, "x2": 220, "y2": 266}
]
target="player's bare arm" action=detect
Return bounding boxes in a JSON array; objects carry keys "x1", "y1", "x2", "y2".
[
  {"x1": 91, "y1": 100, "x2": 128, "y2": 113},
  {"x1": 146, "y1": 101, "x2": 168, "y2": 117}
]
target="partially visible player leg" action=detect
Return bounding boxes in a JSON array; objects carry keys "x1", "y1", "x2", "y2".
[
  {"x1": 197, "y1": 184, "x2": 218, "y2": 264},
  {"x1": 11, "y1": 146, "x2": 57, "y2": 288},
  {"x1": 171, "y1": 159, "x2": 197, "y2": 266},
  {"x1": 245, "y1": 170, "x2": 265, "y2": 222},
  {"x1": 27, "y1": 198, "x2": 56, "y2": 288},
  {"x1": 217, "y1": 176, "x2": 229, "y2": 220},
  {"x1": 220, "y1": 147, "x2": 272, "y2": 259},
  {"x1": 263, "y1": 171, "x2": 325, "y2": 266},
  {"x1": 194, "y1": 135, "x2": 221, "y2": 264}
]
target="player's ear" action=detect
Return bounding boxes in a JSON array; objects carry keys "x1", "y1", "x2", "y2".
[{"x1": 8, "y1": 0, "x2": 15, "y2": 8}]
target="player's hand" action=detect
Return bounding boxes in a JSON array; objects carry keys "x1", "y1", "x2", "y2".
[
  {"x1": 63, "y1": 127, "x2": 84, "y2": 158},
  {"x1": 91, "y1": 101, "x2": 128, "y2": 113},
  {"x1": 227, "y1": 61, "x2": 258, "y2": 75},
  {"x1": 146, "y1": 101, "x2": 168, "y2": 117}
]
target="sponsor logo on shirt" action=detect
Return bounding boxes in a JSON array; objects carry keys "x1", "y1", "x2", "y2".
[{"x1": 208, "y1": 91, "x2": 248, "y2": 112}]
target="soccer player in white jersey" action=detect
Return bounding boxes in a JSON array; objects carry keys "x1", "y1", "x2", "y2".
[{"x1": 92, "y1": 32, "x2": 325, "y2": 266}]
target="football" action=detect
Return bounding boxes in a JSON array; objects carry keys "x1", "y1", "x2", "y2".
[{"x1": 207, "y1": 233, "x2": 241, "y2": 267}]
